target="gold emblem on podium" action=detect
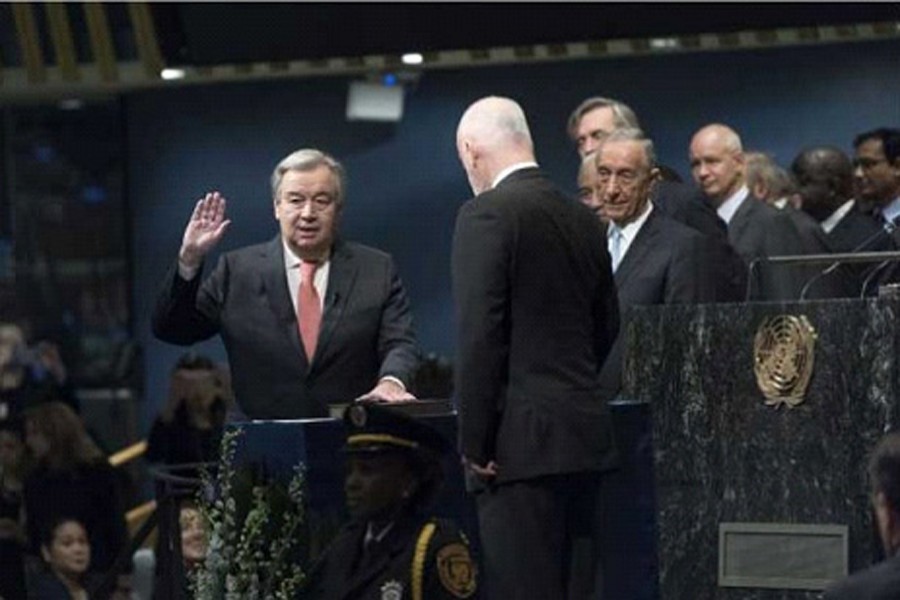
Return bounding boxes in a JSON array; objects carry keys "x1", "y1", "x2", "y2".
[{"x1": 753, "y1": 315, "x2": 817, "y2": 408}]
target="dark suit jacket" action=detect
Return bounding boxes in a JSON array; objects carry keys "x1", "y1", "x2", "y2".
[
  {"x1": 303, "y1": 513, "x2": 479, "y2": 600},
  {"x1": 153, "y1": 237, "x2": 418, "y2": 419},
  {"x1": 654, "y1": 180, "x2": 747, "y2": 301},
  {"x1": 727, "y1": 194, "x2": 811, "y2": 301},
  {"x1": 452, "y1": 167, "x2": 620, "y2": 485},
  {"x1": 823, "y1": 553, "x2": 900, "y2": 600},
  {"x1": 827, "y1": 205, "x2": 890, "y2": 254},
  {"x1": 598, "y1": 209, "x2": 717, "y2": 397}
]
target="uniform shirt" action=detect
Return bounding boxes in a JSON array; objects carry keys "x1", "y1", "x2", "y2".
[{"x1": 304, "y1": 513, "x2": 478, "y2": 600}]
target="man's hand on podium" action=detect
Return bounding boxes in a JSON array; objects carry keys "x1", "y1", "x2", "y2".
[{"x1": 355, "y1": 378, "x2": 416, "y2": 403}]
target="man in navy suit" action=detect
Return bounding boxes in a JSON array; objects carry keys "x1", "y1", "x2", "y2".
[
  {"x1": 568, "y1": 96, "x2": 746, "y2": 301},
  {"x1": 591, "y1": 129, "x2": 716, "y2": 398},
  {"x1": 453, "y1": 96, "x2": 619, "y2": 599},
  {"x1": 153, "y1": 149, "x2": 419, "y2": 419},
  {"x1": 824, "y1": 432, "x2": 900, "y2": 599}
]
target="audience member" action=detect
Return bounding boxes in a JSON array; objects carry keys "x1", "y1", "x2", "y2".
[
  {"x1": 29, "y1": 517, "x2": 100, "y2": 600},
  {"x1": 569, "y1": 97, "x2": 746, "y2": 301},
  {"x1": 152, "y1": 149, "x2": 420, "y2": 419},
  {"x1": 146, "y1": 353, "x2": 230, "y2": 468},
  {"x1": 745, "y1": 151, "x2": 799, "y2": 210},
  {"x1": 593, "y1": 129, "x2": 716, "y2": 398},
  {"x1": 0, "y1": 418, "x2": 29, "y2": 600},
  {"x1": 303, "y1": 402, "x2": 478, "y2": 599},
  {"x1": 22, "y1": 402, "x2": 128, "y2": 577},
  {"x1": 178, "y1": 502, "x2": 207, "y2": 575},
  {"x1": 824, "y1": 432, "x2": 900, "y2": 599},
  {"x1": 0, "y1": 325, "x2": 76, "y2": 423}
]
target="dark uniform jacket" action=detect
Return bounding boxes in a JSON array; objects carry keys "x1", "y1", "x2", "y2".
[
  {"x1": 153, "y1": 237, "x2": 419, "y2": 419},
  {"x1": 303, "y1": 513, "x2": 478, "y2": 600}
]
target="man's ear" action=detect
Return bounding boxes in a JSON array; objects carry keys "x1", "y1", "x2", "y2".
[{"x1": 41, "y1": 544, "x2": 51, "y2": 562}]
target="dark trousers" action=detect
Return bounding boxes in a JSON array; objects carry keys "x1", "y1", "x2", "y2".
[{"x1": 476, "y1": 471, "x2": 603, "y2": 600}]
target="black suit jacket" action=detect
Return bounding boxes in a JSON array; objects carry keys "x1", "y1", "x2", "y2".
[
  {"x1": 827, "y1": 204, "x2": 890, "y2": 254},
  {"x1": 303, "y1": 513, "x2": 479, "y2": 600},
  {"x1": 727, "y1": 194, "x2": 810, "y2": 301},
  {"x1": 599, "y1": 209, "x2": 717, "y2": 397},
  {"x1": 654, "y1": 180, "x2": 747, "y2": 301},
  {"x1": 153, "y1": 237, "x2": 419, "y2": 419},
  {"x1": 823, "y1": 553, "x2": 900, "y2": 600},
  {"x1": 452, "y1": 167, "x2": 620, "y2": 485}
]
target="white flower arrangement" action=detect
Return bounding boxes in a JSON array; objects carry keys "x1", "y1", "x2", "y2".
[{"x1": 191, "y1": 428, "x2": 307, "y2": 599}]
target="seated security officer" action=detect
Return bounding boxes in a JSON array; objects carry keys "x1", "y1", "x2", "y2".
[{"x1": 303, "y1": 402, "x2": 479, "y2": 599}]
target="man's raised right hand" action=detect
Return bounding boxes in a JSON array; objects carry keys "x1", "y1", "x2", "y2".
[{"x1": 179, "y1": 191, "x2": 231, "y2": 270}]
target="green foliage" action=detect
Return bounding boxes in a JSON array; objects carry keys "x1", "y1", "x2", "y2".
[{"x1": 191, "y1": 428, "x2": 307, "y2": 599}]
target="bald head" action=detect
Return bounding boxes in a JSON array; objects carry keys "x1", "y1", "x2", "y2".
[
  {"x1": 456, "y1": 96, "x2": 536, "y2": 195},
  {"x1": 689, "y1": 123, "x2": 746, "y2": 205},
  {"x1": 792, "y1": 146, "x2": 854, "y2": 221}
]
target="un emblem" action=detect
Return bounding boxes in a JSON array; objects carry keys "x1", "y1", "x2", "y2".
[{"x1": 753, "y1": 315, "x2": 817, "y2": 408}]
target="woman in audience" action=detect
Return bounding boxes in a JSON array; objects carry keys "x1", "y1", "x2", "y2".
[
  {"x1": 146, "y1": 353, "x2": 230, "y2": 467},
  {"x1": 0, "y1": 418, "x2": 29, "y2": 599},
  {"x1": 29, "y1": 516, "x2": 97, "y2": 599},
  {"x1": 22, "y1": 402, "x2": 128, "y2": 577}
]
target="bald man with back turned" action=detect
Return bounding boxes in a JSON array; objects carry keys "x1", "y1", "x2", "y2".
[{"x1": 452, "y1": 96, "x2": 619, "y2": 599}]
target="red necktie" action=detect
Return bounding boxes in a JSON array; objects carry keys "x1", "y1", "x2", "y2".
[{"x1": 298, "y1": 261, "x2": 321, "y2": 361}]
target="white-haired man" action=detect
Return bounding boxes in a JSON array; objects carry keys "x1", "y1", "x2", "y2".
[
  {"x1": 453, "y1": 96, "x2": 619, "y2": 599},
  {"x1": 153, "y1": 149, "x2": 419, "y2": 419}
]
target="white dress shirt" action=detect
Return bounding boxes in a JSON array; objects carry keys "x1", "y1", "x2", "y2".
[
  {"x1": 821, "y1": 199, "x2": 856, "y2": 234},
  {"x1": 716, "y1": 185, "x2": 750, "y2": 225},
  {"x1": 491, "y1": 161, "x2": 539, "y2": 190},
  {"x1": 608, "y1": 202, "x2": 654, "y2": 272}
]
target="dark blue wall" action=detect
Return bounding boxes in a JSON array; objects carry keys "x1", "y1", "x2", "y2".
[{"x1": 129, "y1": 39, "x2": 900, "y2": 429}]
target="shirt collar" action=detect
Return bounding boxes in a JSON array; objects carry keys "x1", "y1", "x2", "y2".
[
  {"x1": 821, "y1": 199, "x2": 855, "y2": 234},
  {"x1": 491, "y1": 161, "x2": 539, "y2": 190},
  {"x1": 282, "y1": 239, "x2": 330, "y2": 269},
  {"x1": 880, "y1": 196, "x2": 900, "y2": 225},
  {"x1": 716, "y1": 185, "x2": 749, "y2": 225}
]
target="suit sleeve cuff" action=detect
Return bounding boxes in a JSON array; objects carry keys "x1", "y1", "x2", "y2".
[
  {"x1": 177, "y1": 259, "x2": 200, "y2": 281},
  {"x1": 379, "y1": 375, "x2": 406, "y2": 391}
]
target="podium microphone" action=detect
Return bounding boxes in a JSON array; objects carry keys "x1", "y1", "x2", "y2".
[{"x1": 799, "y1": 214, "x2": 899, "y2": 300}]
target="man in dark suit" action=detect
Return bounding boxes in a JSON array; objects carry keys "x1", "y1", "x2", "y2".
[
  {"x1": 824, "y1": 432, "x2": 900, "y2": 599},
  {"x1": 690, "y1": 124, "x2": 822, "y2": 301},
  {"x1": 453, "y1": 96, "x2": 619, "y2": 599},
  {"x1": 304, "y1": 402, "x2": 478, "y2": 600},
  {"x1": 153, "y1": 149, "x2": 419, "y2": 419},
  {"x1": 568, "y1": 96, "x2": 746, "y2": 301},
  {"x1": 589, "y1": 129, "x2": 716, "y2": 398},
  {"x1": 792, "y1": 146, "x2": 892, "y2": 296}
]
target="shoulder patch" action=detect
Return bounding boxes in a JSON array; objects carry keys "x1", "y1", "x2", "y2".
[{"x1": 436, "y1": 542, "x2": 477, "y2": 598}]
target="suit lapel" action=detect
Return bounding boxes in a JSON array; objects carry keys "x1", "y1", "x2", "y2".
[
  {"x1": 727, "y1": 196, "x2": 755, "y2": 249},
  {"x1": 614, "y1": 210, "x2": 659, "y2": 291},
  {"x1": 314, "y1": 240, "x2": 359, "y2": 371},
  {"x1": 259, "y1": 236, "x2": 310, "y2": 371}
]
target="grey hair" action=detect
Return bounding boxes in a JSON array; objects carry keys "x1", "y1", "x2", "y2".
[
  {"x1": 567, "y1": 96, "x2": 641, "y2": 139},
  {"x1": 595, "y1": 128, "x2": 657, "y2": 170},
  {"x1": 745, "y1": 152, "x2": 795, "y2": 199},
  {"x1": 270, "y1": 148, "x2": 346, "y2": 205}
]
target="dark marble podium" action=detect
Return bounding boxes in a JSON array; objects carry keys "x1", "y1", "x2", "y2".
[{"x1": 626, "y1": 297, "x2": 900, "y2": 599}]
